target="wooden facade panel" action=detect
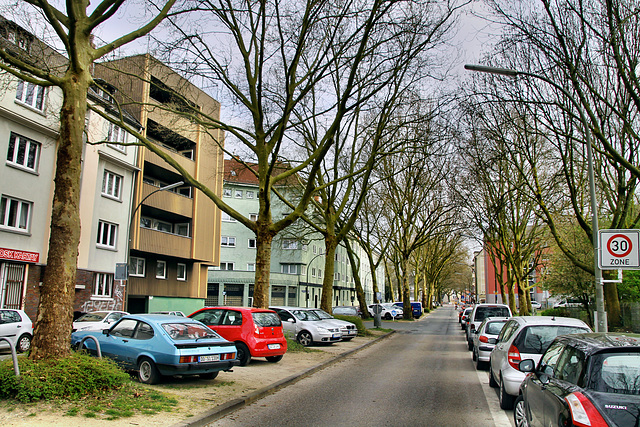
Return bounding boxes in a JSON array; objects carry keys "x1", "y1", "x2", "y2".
[
  {"x1": 141, "y1": 182, "x2": 193, "y2": 217},
  {"x1": 139, "y1": 227, "x2": 191, "y2": 258},
  {"x1": 145, "y1": 145, "x2": 196, "y2": 177}
]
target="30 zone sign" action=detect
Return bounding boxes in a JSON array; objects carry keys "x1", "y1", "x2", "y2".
[{"x1": 599, "y1": 230, "x2": 640, "y2": 269}]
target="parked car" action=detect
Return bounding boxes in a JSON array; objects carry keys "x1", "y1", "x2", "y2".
[
  {"x1": 460, "y1": 307, "x2": 473, "y2": 330},
  {"x1": 489, "y1": 316, "x2": 592, "y2": 409},
  {"x1": 188, "y1": 307, "x2": 287, "y2": 366},
  {"x1": 72, "y1": 310, "x2": 128, "y2": 332},
  {"x1": 332, "y1": 306, "x2": 363, "y2": 318},
  {"x1": 515, "y1": 333, "x2": 640, "y2": 427},
  {"x1": 368, "y1": 303, "x2": 403, "y2": 320},
  {"x1": 310, "y1": 309, "x2": 357, "y2": 341},
  {"x1": 270, "y1": 306, "x2": 342, "y2": 346},
  {"x1": 71, "y1": 314, "x2": 238, "y2": 384},
  {"x1": 393, "y1": 301, "x2": 423, "y2": 318},
  {"x1": 471, "y1": 317, "x2": 509, "y2": 370},
  {"x1": 150, "y1": 311, "x2": 185, "y2": 317},
  {"x1": 466, "y1": 303, "x2": 512, "y2": 350},
  {"x1": 553, "y1": 298, "x2": 582, "y2": 308},
  {"x1": 530, "y1": 301, "x2": 542, "y2": 310},
  {"x1": 0, "y1": 309, "x2": 33, "y2": 353}
]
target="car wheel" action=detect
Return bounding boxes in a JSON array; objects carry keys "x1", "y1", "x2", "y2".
[
  {"x1": 513, "y1": 395, "x2": 529, "y2": 427},
  {"x1": 16, "y1": 334, "x2": 32, "y2": 353},
  {"x1": 200, "y1": 371, "x2": 219, "y2": 380},
  {"x1": 499, "y1": 375, "x2": 515, "y2": 409},
  {"x1": 489, "y1": 366, "x2": 498, "y2": 387},
  {"x1": 236, "y1": 342, "x2": 252, "y2": 366},
  {"x1": 384, "y1": 313, "x2": 392, "y2": 320},
  {"x1": 266, "y1": 355, "x2": 283, "y2": 363},
  {"x1": 297, "y1": 331, "x2": 313, "y2": 347},
  {"x1": 476, "y1": 356, "x2": 486, "y2": 370},
  {"x1": 138, "y1": 358, "x2": 160, "y2": 385},
  {"x1": 467, "y1": 339, "x2": 473, "y2": 351},
  {"x1": 472, "y1": 348, "x2": 477, "y2": 361}
]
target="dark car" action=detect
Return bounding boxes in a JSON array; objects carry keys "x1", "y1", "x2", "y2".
[
  {"x1": 393, "y1": 301, "x2": 423, "y2": 318},
  {"x1": 515, "y1": 332, "x2": 640, "y2": 427},
  {"x1": 189, "y1": 307, "x2": 287, "y2": 366}
]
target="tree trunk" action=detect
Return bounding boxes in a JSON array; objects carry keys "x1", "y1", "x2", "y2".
[
  {"x1": 320, "y1": 234, "x2": 338, "y2": 312},
  {"x1": 603, "y1": 270, "x2": 621, "y2": 328},
  {"x1": 254, "y1": 225, "x2": 275, "y2": 308},
  {"x1": 30, "y1": 76, "x2": 90, "y2": 360},
  {"x1": 345, "y1": 240, "x2": 369, "y2": 318}
]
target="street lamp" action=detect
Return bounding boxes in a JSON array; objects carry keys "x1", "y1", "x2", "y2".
[
  {"x1": 464, "y1": 64, "x2": 606, "y2": 332},
  {"x1": 305, "y1": 252, "x2": 325, "y2": 308}
]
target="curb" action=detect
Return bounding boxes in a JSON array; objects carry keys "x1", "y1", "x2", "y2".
[{"x1": 172, "y1": 330, "x2": 396, "y2": 427}]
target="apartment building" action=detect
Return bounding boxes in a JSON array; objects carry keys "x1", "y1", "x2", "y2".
[
  {"x1": 208, "y1": 158, "x2": 383, "y2": 308},
  {"x1": 0, "y1": 17, "x2": 139, "y2": 319},
  {"x1": 95, "y1": 55, "x2": 225, "y2": 315}
]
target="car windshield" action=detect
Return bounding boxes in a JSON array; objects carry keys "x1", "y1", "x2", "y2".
[
  {"x1": 517, "y1": 325, "x2": 590, "y2": 354},
  {"x1": 334, "y1": 307, "x2": 356, "y2": 315},
  {"x1": 485, "y1": 321, "x2": 507, "y2": 335},
  {"x1": 162, "y1": 322, "x2": 219, "y2": 341},
  {"x1": 589, "y1": 352, "x2": 640, "y2": 395},
  {"x1": 475, "y1": 306, "x2": 510, "y2": 322},
  {"x1": 75, "y1": 312, "x2": 108, "y2": 322},
  {"x1": 292, "y1": 310, "x2": 321, "y2": 321},
  {"x1": 311, "y1": 310, "x2": 333, "y2": 320},
  {"x1": 252, "y1": 312, "x2": 281, "y2": 327}
]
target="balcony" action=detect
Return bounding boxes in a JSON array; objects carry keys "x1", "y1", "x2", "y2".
[
  {"x1": 141, "y1": 182, "x2": 192, "y2": 217},
  {"x1": 139, "y1": 227, "x2": 191, "y2": 258},
  {"x1": 144, "y1": 144, "x2": 196, "y2": 177}
]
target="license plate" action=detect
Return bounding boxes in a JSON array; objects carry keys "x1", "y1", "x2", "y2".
[
  {"x1": 267, "y1": 344, "x2": 281, "y2": 350},
  {"x1": 199, "y1": 354, "x2": 220, "y2": 362},
  {"x1": 332, "y1": 334, "x2": 341, "y2": 339}
]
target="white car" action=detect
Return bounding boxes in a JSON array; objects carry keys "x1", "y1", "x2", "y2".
[
  {"x1": 489, "y1": 316, "x2": 591, "y2": 410},
  {"x1": 150, "y1": 311, "x2": 185, "y2": 317},
  {"x1": 0, "y1": 309, "x2": 33, "y2": 353},
  {"x1": 367, "y1": 303, "x2": 403, "y2": 320},
  {"x1": 530, "y1": 300, "x2": 542, "y2": 310},
  {"x1": 310, "y1": 309, "x2": 358, "y2": 341},
  {"x1": 72, "y1": 310, "x2": 128, "y2": 332},
  {"x1": 270, "y1": 306, "x2": 342, "y2": 346}
]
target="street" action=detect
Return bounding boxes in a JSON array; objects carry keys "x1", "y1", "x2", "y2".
[{"x1": 209, "y1": 306, "x2": 514, "y2": 426}]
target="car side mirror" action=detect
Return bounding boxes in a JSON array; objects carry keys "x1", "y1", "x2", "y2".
[
  {"x1": 102, "y1": 329, "x2": 109, "y2": 335},
  {"x1": 518, "y1": 359, "x2": 535, "y2": 373},
  {"x1": 287, "y1": 318, "x2": 295, "y2": 323}
]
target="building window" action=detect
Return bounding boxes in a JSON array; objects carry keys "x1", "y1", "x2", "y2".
[
  {"x1": 250, "y1": 213, "x2": 258, "y2": 221},
  {"x1": 221, "y1": 212, "x2": 236, "y2": 222},
  {"x1": 235, "y1": 189, "x2": 243, "y2": 198},
  {"x1": 223, "y1": 188, "x2": 232, "y2": 197},
  {"x1": 94, "y1": 273, "x2": 113, "y2": 297},
  {"x1": 96, "y1": 220, "x2": 117, "y2": 248},
  {"x1": 175, "y1": 223, "x2": 190, "y2": 237},
  {"x1": 313, "y1": 245, "x2": 317, "y2": 254},
  {"x1": 129, "y1": 257, "x2": 145, "y2": 277},
  {"x1": 219, "y1": 262, "x2": 234, "y2": 271},
  {"x1": 282, "y1": 239, "x2": 298, "y2": 250},
  {"x1": 177, "y1": 263, "x2": 187, "y2": 281},
  {"x1": 281, "y1": 264, "x2": 298, "y2": 275},
  {"x1": 221, "y1": 236, "x2": 236, "y2": 247},
  {"x1": 107, "y1": 122, "x2": 127, "y2": 152},
  {"x1": 318, "y1": 269, "x2": 323, "y2": 278},
  {"x1": 177, "y1": 186, "x2": 192, "y2": 198},
  {"x1": 156, "y1": 260, "x2": 167, "y2": 279},
  {"x1": 6, "y1": 133, "x2": 40, "y2": 173},
  {"x1": 248, "y1": 238, "x2": 256, "y2": 249},
  {"x1": 101, "y1": 170, "x2": 122, "y2": 200},
  {"x1": 0, "y1": 195, "x2": 31, "y2": 231},
  {"x1": 246, "y1": 191, "x2": 254, "y2": 199},
  {"x1": 15, "y1": 80, "x2": 45, "y2": 111},
  {"x1": 335, "y1": 272, "x2": 341, "y2": 281},
  {"x1": 247, "y1": 263, "x2": 255, "y2": 272},
  {"x1": 312, "y1": 267, "x2": 316, "y2": 277}
]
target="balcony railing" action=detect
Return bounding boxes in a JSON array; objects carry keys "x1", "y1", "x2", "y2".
[{"x1": 138, "y1": 227, "x2": 191, "y2": 258}]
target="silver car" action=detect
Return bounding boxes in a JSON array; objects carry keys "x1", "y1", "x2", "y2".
[
  {"x1": 0, "y1": 309, "x2": 33, "y2": 353},
  {"x1": 270, "y1": 306, "x2": 342, "y2": 346},
  {"x1": 310, "y1": 309, "x2": 358, "y2": 341},
  {"x1": 489, "y1": 316, "x2": 591, "y2": 410},
  {"x1": 471, "y1": 317, "x2": 509, "y2": 370}
]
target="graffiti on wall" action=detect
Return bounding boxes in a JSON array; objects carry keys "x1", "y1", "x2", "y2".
[{"x1": 81, "y1": 281, "x2": 126, "y2": 312}]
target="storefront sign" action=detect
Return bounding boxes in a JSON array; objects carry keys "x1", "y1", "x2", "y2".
[{"x1": 0, "y1": 247, "x2": 39, "y2": 263}]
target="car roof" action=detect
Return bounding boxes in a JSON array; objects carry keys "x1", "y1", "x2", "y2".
[
  {"x1": 509, "y1": 315, "x2": 590, "y2": 328},
  {"x1": 554, "y1": 332, "x2": 640, "y2": 355},
  {"x1": 125, "y1": 313, "x2": 204, "y2": 323},
  {"x1": 197, "y1": 306, "x2": 276, "y2": 313}
]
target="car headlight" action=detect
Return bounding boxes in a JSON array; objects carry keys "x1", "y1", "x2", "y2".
[{"x1": 316, "y1": 327, "x2": 328, "y2": 333}]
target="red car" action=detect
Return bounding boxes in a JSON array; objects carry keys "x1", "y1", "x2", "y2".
[{"x1": 188, "y1": 307, "x2": 287, "y2": 366}]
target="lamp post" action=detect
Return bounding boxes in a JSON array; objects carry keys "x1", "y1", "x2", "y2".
[
  {"x1": 305, "y1": 252, "x2": 325, "y2": 308},
  {"x1": 464, "y1": 64, "x2": 606, "y2": 332},
  {"x1": 124, "y1": 180, "x2": 184, "y2": 311}
]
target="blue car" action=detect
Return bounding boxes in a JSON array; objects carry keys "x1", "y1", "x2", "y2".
[
  {"x1": 393, "y1": 302, "x2": 423, "y2": 318},
  {"x1": 71, "y1": 314, "x2": 238, "y2": 384}
]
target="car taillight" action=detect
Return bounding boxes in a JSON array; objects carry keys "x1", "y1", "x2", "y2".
[
  {"x1": 507, "y1": 344, "x2": 521, "y2": 370},
  {"x1": 180, "y1": 355, "x2": 198, "y2": 363},
  {"x1": 565, "y1": 392, "x2": 608, "y2": 427},
  {"x1": 221, "y1": 352, "x2": 236, "y2": 360},
  {"x1": 479, "y1": 335, "x2": 489, "y2": 343}
]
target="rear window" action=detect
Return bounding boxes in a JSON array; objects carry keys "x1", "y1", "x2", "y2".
[
  {"x1": 474, "y1": 306, "x2": 510, "y2": 322},
  {"x1": 253, "y1": 312, "x2": 281, "y2": 327},
  {"x1": 162, "y1": 322, "x2": 219, "y2": 340},
  {"x1": 590, "y1": 352, "x2": 640, "y2": 395},
  {"x1": 515, "y1": 325, "x2": 590, "y2": 354},
  {"x1": 485, "y1": 321, "x2": 507, "y2": 335}
]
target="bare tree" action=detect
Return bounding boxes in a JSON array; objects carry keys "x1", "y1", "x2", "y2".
[{"x1": 0, "y1": 1, "x2": 175, "y2": 360}]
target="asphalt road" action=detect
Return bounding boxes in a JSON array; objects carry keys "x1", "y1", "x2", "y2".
[{"x1": 208, "y1": 306, "x2": 514, "y2": 427}]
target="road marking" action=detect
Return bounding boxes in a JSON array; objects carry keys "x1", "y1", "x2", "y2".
[{"x1": 476, "y1": 369, "x2": 513, "y2": 427}]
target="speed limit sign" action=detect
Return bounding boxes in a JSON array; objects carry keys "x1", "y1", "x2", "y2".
[{"x1": 599, "y1": 230, "x2": 640, "y2": 269}]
